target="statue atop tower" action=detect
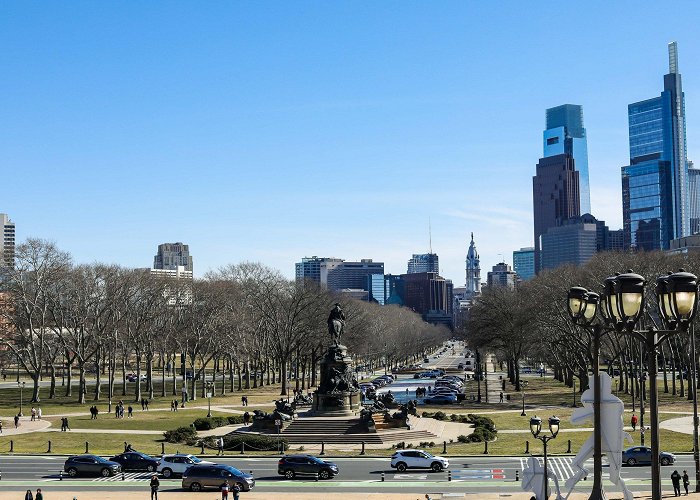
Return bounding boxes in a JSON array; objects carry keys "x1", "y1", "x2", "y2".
[{"x1": 466, "y1": 232, "x2": 481, "y2": 296}]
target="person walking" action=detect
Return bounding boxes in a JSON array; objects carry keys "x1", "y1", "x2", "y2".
[
  {"x1": 64, "y1": 417, "x2": 70, "y2": 431},
  {"x1": 23, "y1": 489, "x2": 33, "y2": 500},
  {"x1": 221, "y1": 479, "x2": 230, "y2": 500},
  {"x1": 14, "y1": 415, "x2": 20, "y2": 429},
  {"x1": 149, "y1": 474, "x2": 160, "y2": 500},
  {"x1": 37, "y1": 407, "x2": 42, "y2": 420},
  {"x1": 672, "y1": 470, "x2": 682, "y2": 496},
  {"x1": 35, "y1": 489, "x2": 43, "y2": 500},
  {"x1": 217, "y1": 436, "x2": 224, "y2": 456},
  {"x1": 0, "y1": 419, "x2": 3, "y2": 434},
  {"x1": 141, "y1": 398, "x2": 146, "y2": 411},
  {"x1": 683, "y1": 470, "x2": 690, "y2": 495},
  {"x1": 145, "y1": 399, "x2": 149, "y2": 410},
  {"x1": 232, "y1": 482, "x2": 241, "y2": 500},
  {"x1": 631, "y1": 414, "x2": 638, "y2": 431},
  {"x1": 499, "y1": 392, "x2": 504, "y2": 403},
  {"x1": 243, "y1": 411, "x2": 250, "y2": 426},
  {"x1": 30, "y1": 407, "x2": 36, "y2": 421},
  {"x1": 128, "y1": 405, "x2": 133, "y2": 418}
]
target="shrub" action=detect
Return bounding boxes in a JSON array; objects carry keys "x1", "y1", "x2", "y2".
[
  {"x1": 450, "y1": 414, "x2": 458, "y2": 421},
  {"x1": 433, "y1": 411, "x2": 447, "y2": 421},
  {"x1": 469, "y1": 427, "x2": 497, "y2": 442},
  {"x1": 227, "y1": 415, "x2": 244, "y2": 425},
  {"x1": 193, "y1": 415, "x2": 245, "y2": 430},
  {"x1": 163, "y1": 426, "x2": 197, "y2": 443},
  {"x1": 394, "y1": 441, "x2": 406, "y2": 449},
  {"x1": 457, "y1": 435, "x2": 470, "y2": 443},
  {"x1": 467, "y1": 414, "x2": 496, "y2": 432},
  {"x1": 222, "y1": 433, "x2": 287, "y2": 451}
]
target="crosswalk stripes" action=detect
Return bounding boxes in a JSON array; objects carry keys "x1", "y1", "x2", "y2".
[
  {"x1": 92, "y1": 472, "x2": 152, "y2": 482},
  {"x1": 520, "y1": 457, "x2": 577, "y2": 482}
]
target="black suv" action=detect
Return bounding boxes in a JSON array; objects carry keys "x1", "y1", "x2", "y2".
[
  {"x1": 277, "y1": 455, "x2": 339, "y2": 479},
  {"x1": 64, "y1": 455, "x2": 122, "y2": 477},
  {"x1": 109, "y1": 451, "x2": 160, "y2": 472}
]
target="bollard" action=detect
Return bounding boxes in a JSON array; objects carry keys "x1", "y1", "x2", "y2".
[
  {"x1": 59, "y1": 470, "x2": 63, "y2": 481},
  {"x1": 360, "y1": 441, "x2": 366, "y2": 456},
  {"x1": 515, "y1": 469, "x2": 519, "y2": 481},
  {"x1": 240, "y1": 442, "x2": 245, "y2": 455},
  {"x1": 161, "y1": 442, "x2": 165, "y2": 454},
  {"x1": 47, "y1": 440, "x2": 52, "y2": 453},
  {"x1": 525, "y1": 440, "x2": 529, "y2": 454},
  {"x1": 200, "y1": 442, "x2": 205, "y2": 454},
  {"x1": 121, "y1": 471, "x2": 125, "y2": 481},
  {"x1": 381, "y1": 472, "x2": 385, "y2": 482},
  {"x1": 448, "y1": 469, "x2": 452, "y2": 481},
  {"x1": 483, "y1": 440, "x2": 489, "y2": 455},
  {"x1": 320, "y1": 441, "x2": 325, "y2": 456},
  {"x1": 9, "y1": 440, "x2": 13, "y2": 453},
  {"x1": 85, "y1": 441, "x2": 89, "y2": 453},
  {"x1": 567, "y1": 439, "x2": 571, "y2": 454},
  {"x1": 442, "y1": 441, "x2": 447, "y2": 454}
]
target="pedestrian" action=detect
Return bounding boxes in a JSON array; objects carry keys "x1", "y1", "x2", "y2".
[
  {"x1": 128, "y1": 405, "x2": 133, "y2": 418},
  {"x1": 37, "y1": 407, "x2": 42, "y2": 420},
  {"x1": 672, "y1": 469, "x2": 682, "y2": 497},
  {"x1": 24, "y1": 489, "x2": 33, "y2": 500},
  {"x1": 14, "y1": 414, "x2": 20, "y2": 428},
  {"x1": 683, "y1": 470, "x2": 690, "y2": 495},
  {"x1": 35, "y1": 489, "x2": 43, "y2": 500},
  {"x1": 145, "y1": 399, "x2": 149, "y2": 410},
  {"x1": 499, "y1": 392, "x2": 504, "y2": 403},
  {"x1": 221, "y1": 479, "x2": 230, "y2": 500},
  {"x1": 241, "y1": 395, "x2": 246, "y2": 406},
  {"x1": 217, "y1": 436, "x2": 224, "y2": 456},
  {"x1": 631, "y1": 414, "x2": 638, "y2": 431},
  {"x1": 150, "y1": 474, "x2": 160, "y2": 500},
  {"x1": 406, "y1": 388, "x2": 410, "y2": 396},
  {"x1": 232, "y1": 481, "x2": 241, "y2": 500},
  {"x1": 243, "y1": 411, "x2": 250, "y2": 426},
  {"x1": 94, "y1": 406, "x2": 99, "y2": 419},
  {"x1": 60, "y1": 417, "x2": 65, "y2": 432},
  {"x1": 30, "y1": 407, "x2": 36, "y2": 421},
  {"x1": 174, "y1": 399, "x2": 179, "y2": 412},
  {"x1": 65, "y1": 417, "x2": 70, "y2": 431},
  {"x1": 0, "y1": 419, "x2": 3, "y2": 434},
  {"x1": 170, "y1": 400, "x2": 174, "y2": 412}
]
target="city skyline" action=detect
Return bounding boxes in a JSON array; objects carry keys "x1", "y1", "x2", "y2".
[{"x1": 2, "y1": 3, "x2": 700, "y2": 284}]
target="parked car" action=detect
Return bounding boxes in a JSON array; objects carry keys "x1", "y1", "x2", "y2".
[
  {"x1": 424, "y1": 395, "x2": 457, "y2": 404},
  {"x1": 158, "y1": 454, "x2": 214, "y2": 478},
  {"x1": 423, "y1": 358, "x2": 430, "y2": 363},
  {"x1": 277, "y1": 454, "x2": 339, "y2": 479},
  {"x1": 109, "y1": 451, "x2": 160, "y2": 472},
  {"x1": 182, "y1": 464, "x2": 255, "y2": 492},
  {"x1": 390, "y1": 449, "x2": 450, "y2": 472},
  {"x1": 622, "y1": 446, "x2": 675, "y2": 466},
  {"x1": 64, "y1": 455, "x2": 122, "y2": 477}
]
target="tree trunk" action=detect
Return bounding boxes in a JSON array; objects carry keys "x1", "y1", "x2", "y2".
[
  {"x1": 94, "y1": 353, "x2": 102, "y2": 401},
  {"x1": 78, "y1": 365, "x2": 86, "y2": 404},
  {"x1": 48, "y1": 364, "x2": 56, "y2": 399}
]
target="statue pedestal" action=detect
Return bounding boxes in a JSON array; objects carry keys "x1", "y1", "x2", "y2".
[{"x1": 312, "y1": 344, "x2": 361, "y2": 416}]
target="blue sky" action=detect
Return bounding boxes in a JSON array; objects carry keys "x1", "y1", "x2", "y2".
[{"x1": 2, "y1": 1, "x2": 700, "y2": 283}]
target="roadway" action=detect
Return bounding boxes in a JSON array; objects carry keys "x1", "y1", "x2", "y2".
[{"x1": 0, "y1": 454, "x2": 690, "y2": 493}]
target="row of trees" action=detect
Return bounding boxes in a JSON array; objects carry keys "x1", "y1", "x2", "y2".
[
  {"x1": 464, "y1": 250, "x2": 700, "y2": 402},
  {"x1": 0, "y1": 238, "x2": 450, "y2": 403}
]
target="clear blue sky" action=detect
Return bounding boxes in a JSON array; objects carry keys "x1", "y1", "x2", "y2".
[{"x1": 2, "y1": 1, "x2": 700, "y2": 282}]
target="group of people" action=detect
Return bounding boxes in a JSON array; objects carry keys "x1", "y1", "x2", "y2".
[
  {"x1": 113, "y1": 401, "x2": 131, "y2": 418},
  {"x1": 59, "y1": 417, "x2": 70, "y2": 432},
  {"x1": 140, "y1": 398, "x2": 150, "y2": 410},
  {"x1": 169, "y1": 399, "x2": 180, "y2": 411},
  {"x1": 23, "y1": 489, "x2": 42, "y2": 500},
  {"x1": 415, "y1": 386, "x2": 430, "y2": 398},
  {"x1": 670, "y1": 469, "x2": 690, "y2": 496},
  {"x1": 29, "y1": 407, "x2": 42, "y2": 421},
  {"x1": 88, "y1": 406, "x2": 100, "y2": 419}
]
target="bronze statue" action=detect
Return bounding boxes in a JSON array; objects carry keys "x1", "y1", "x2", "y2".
[{"x1": 327, "y1": 303, "x2": 346, "y2": 346}]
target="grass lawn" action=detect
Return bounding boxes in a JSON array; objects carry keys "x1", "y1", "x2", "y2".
[{"x1": 43, "y1": 408, "x2": 236, "y2": 431}]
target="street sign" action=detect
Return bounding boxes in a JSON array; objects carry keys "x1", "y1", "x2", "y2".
[
  {"x1": 206, "y1": 393, "x2": 212, "y2": 398},
  {"x1": 275, "y1": 419, "x2": 281, "y2": 427}
]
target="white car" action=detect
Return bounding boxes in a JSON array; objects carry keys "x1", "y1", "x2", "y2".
[
  {"x1": 157, "y1": 454, "x2": 214, "y2": 478},
  {"x1": 390, "y1": 449, "x2": 449, "y2": 472}
]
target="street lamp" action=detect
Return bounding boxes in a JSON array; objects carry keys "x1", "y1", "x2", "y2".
[
  {"x1": 567, "y1": 269, "x2": 698, "y2": 500},
  {"x1": 206, "y1": 381, "x2": 214, "y2": 418},
  {"x1": 18, "y1": 380, "x2": 25, "y2": 416},
  {"x1": 530, "y1": 415, "x2": 560, "y2": 500}
]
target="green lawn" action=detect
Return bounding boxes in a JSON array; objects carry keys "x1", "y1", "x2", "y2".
[{"x1": 43, "y1": 408, "x2": 236, "y2": 431}]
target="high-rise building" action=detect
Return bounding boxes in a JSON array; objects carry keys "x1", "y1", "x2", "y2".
[
  {"x1": 513, "y1": 247, "x2": 535, "y2": 281},
  {"x1": 689, "y1": 162, "x2": 700, "y2": 234},
  {"x1": 0, "y1": 214, "x2": 15, "y2": 268},
  {"x1": 321, "y1": 259, "x2": 384, "y2": 293},
  {"x1": 540, "y1": 219, "x2": 598, "y2": 271},
  {"x1": 465, "y1": 233, "x2": 481, "y2": 296},
  {"x1": 368, "y1": 273, "x2": 386, "y2": 305},
  {"x1": 295, "y1": 256, "x2": 343, "y2": 284},
  {"x1": 533, "y1": 154, "x2": 581, "y2": 273},
  {"x1": 486, "y1": 262, "x2": 519, "y2": 289},
  {"x1": 622, "y1": 42, "x2": 689, "y2": 251},
  {"x1": 544, "y1": 104, "x2": 591, "y2": 214},
  {"x1": 153, "y1": 243, "x2": 193, "y2": 272},
  {"x1": 400, "y1": 271, "x2": 453, "y2": 328},
  {"x1": 407, "y1": 253, "x2": 439, "y2": 274}
]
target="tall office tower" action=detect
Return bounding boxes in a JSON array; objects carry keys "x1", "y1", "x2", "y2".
[
  {"x1": 400, "y1": 272, "x2": 453, "y2": 329},
  {"x1": 407, "y1": 253, "x2": 439, "y2": 274},
  {"x1": 544, "y1": 104, "x2": 590, "y2": 214},
  {"x1": 540, "y1": 219, "x2": 598, "y2": 271},
  {"x1": 153, "y1": 243, "x2": 193, "y2": 272},
  {"x1": 622, "y1": 42, "x2": 690, "y2": 250},
  {"x1": 465, "y1": 233, "x2": 481, "y2": 296},
  {"x1": 295, "y1": 256, "x2": 344, "y2": 284},
  {"x1": 486, "y1": 262, "x2": 519, "y2": 289},
  {"x1": 533, "y1": 154, "x2": 581, "y2": 274},
  {"x1": 321, "y1": 259, "x2": 384, "y2": 292},
  {"x1": 689, "y1": 162, "x2": 700, "y2": 234},
  {"x1": 0, "y1": 214, "x2": 16, "y2": 268},
  {"x1": 512, "y1": 247, "x2": 535, "y2": 281}
]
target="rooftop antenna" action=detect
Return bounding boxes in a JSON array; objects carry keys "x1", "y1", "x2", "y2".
[
  {"x1": 669, "y1": 41, "x2": 678, "y2": 74},
  {"x1": 429, "y1": 217, "x2": 433, "y2": 254}
]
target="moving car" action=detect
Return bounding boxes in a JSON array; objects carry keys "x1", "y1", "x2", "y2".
[
  {"x1": 158, "y1": 454, "x2": 215, "y2": 478},
  {"x1": 277, "y1": 454, "x2": 339, "y2": 479},
  {"x1": 390, "y1": 449, "x2": 449, "y2": 472},
  {"x1": 424, "y1": 394, "x2": 457, "y2": 404},
  {"x1": 182, "y1": 464, "x2": 255, "y2": 492},
  {"x1": 109, "y1": 451, "x2": 160, "y2": 472},
  {"x1": 64, "y1": 455, "x2": 122, "y2": 477},
  {"x1": 622, "y1": 446, "x2": 675, "y2": 466}
]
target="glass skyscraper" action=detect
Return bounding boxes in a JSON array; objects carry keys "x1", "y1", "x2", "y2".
[
  {"x1": 512, "y1": 247, "x2": 535, "y2": 281},
  {"x1": 622, "y1": 42, "x2": 689, "y2": 250},
  {"x1": 543, "y1": 104, "x2": 591, "y2": 214}
]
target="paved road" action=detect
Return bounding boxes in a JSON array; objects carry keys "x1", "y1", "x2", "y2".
[{"x1": 0, "y1": 454, "x2": 692, "y2": 493}]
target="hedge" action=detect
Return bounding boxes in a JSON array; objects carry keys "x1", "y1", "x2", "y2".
[
  {"x1": 221, "y1": 433, "x2": 288, "y2": 451},
  {"x1": 193, "y1": 415, "x2": 245, "y2": 430},
  {"x1": 164, "y1": 426, "x2": 198, "y2": 443}
]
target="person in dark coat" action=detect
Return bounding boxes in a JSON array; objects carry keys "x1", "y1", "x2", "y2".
[
  {"x1": 672, "y1": 470, "x2": 682, "y2": 496},
  {"x1": 683, "y1": 470, "x2": 690, "y2": 495},
  {"x1": 24, "y1": 490, "x2": 33, "y2": 500},
  {"x1": 150, "y1": 474, "x2": 160, "y2": 500}
]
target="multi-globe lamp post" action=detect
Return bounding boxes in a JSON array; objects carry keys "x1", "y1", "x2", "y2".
[
  {"x1": 529, "y1": 415, "x2": 560, "y2": 500},
  {"x1": 567, "y1": 270, "x2": 698, "y2": 500}
]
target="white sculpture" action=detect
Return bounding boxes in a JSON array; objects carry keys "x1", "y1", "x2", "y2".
[
  {"x1": 565, "y1": 372, "x2": 633, "y2": 500},
  {"x1": 521, "y1": 455, "x2": 565, "y2": 500}
]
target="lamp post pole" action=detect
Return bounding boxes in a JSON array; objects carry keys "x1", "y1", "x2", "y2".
[
  {"x1": 206, "y1": 381, "x2": 213, "y2": 418},
  {"x1": 530, "y1": 416, "x2": 560, "y2": 500},
  {"x1": 639, "y1": 345, "x2": 646, "y2": 446},
  {"x1": 691, "y1": 323, "x2": 700, "y2": 492},
  {"x1": 590, "y1": 325, "x2": 605, "y2": 500},
  {"x1": 18, "y1": 381, "x2": 25, "y2": 416}
]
